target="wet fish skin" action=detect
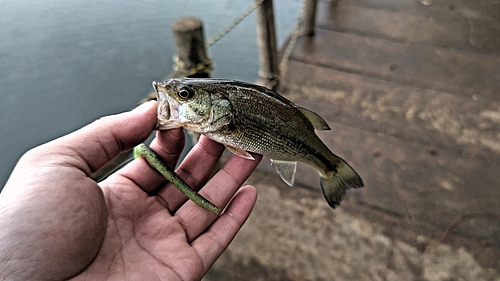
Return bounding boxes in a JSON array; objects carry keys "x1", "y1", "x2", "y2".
[{"x1": 153, "y1": 78, "x2": 363, "y2": 208}]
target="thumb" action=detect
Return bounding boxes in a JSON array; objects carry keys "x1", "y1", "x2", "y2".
[{"x1": 43, "y1": 100, "x2": 158, "y2": 175}]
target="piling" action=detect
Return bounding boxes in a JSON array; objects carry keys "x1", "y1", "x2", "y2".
[
  {"x1": 170, "y1": 17, "x2": 212, "y2": 78},
  {"x1": 255, "y1": 0, "x2": 279, "y2": 89},
  {"x1": 299, "y1": 0, "x2": 318, "y2": 36}
]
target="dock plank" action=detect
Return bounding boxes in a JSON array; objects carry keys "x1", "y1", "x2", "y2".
[
  {"x1": 291, "y1": 29, "x2": 500, "y2": 100},
  {"x1": 270, "y1": 65, "x2": 500, "y2": 242},
  {"x1": 272, "y1": 33, "x2": 500, "y2": 241},
  {"x1": 321, "y1": 0, "x2": 500, "y2": 51},
  {"x1": 345, "y1": 0, "x2": 500, "y2": 22},
  {"x1": 317, "y1": 1, "x2": 472, "y2": 48},
  {"x1": 281, "y1": 60, "x2": 500, "y2": 160}
]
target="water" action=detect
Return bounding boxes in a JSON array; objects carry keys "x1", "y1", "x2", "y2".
[{"x1": 0, "y1": 0, "x2": 301, "y2": 188}]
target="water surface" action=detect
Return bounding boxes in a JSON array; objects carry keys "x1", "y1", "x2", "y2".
[{"x1": 0, "y1": 0, "x2": 301, "y2": 187}]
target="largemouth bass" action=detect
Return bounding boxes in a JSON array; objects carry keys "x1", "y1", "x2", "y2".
[{"x1": 153, "y1": 78, "x2": 363, "y2": 208}]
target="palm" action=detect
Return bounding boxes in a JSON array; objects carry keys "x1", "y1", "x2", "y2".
[
  {"x1": 70, "y1": 130, "x2": 261, "y2": 281},
  {"x1": 0, "y1": 104, "x2": 261, "y2": 281},
  {"x1": 73, "y1": 181, "x2": 206, "y2": 280}
]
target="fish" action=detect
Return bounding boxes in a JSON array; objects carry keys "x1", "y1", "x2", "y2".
[{"x1": 153, "y1": 78, "x2": 363, "y2": 208}]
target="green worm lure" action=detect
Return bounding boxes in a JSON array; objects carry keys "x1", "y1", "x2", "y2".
[{"x1": 133, "y1": 143, "x2": 221, "y2": 215}]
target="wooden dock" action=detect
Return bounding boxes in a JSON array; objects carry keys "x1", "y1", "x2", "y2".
[
  {"x1": 205, "y1": 0, "x2": 500, "y2": 280},
  {"x1": 277, "y1": 0, "x2": 500, "y2": 243}
]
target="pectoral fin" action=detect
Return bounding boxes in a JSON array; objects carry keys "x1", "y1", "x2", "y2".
[
  {"x1": 271, "y1": 160, "x2": 297, "y2": 186},
  {"x1": 225, "y1": 145, "x2": 255, "y2": 160},
  {"x1": 298, "y1": 107, "x2": 330, "y2": 131}
]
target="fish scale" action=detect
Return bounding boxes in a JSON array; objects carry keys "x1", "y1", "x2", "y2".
[{"x1": 153, "y1": 78, "x2": 364, "y2": 208}]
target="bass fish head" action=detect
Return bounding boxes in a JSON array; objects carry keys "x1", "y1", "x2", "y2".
[
  {"x1": 153, "y1": 79, "x2": 213, "y2": 131},
  {"x1": 153, "y1": 78, "x2": 234, "y2": 133}
]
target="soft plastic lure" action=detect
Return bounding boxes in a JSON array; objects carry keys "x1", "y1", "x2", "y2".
[{"x1": 134, "y1": 143, "x2": 221, "y2": 215}]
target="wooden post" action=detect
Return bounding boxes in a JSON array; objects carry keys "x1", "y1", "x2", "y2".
[
  {"x1": 255, "y1": 0, "x2": 279, "y2": 89},
  {"x1": 299, "y1": 0, "x2": 318, "y2": 37},
  {"x1": 170, "y1": 17, "x2": 212, "y2": 78},
  {"x1": 141, "y1": 17, "x2": 212, "y2": 103}
]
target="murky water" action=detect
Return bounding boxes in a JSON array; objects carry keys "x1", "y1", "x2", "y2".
[{"x1": 0, "y1": 0, "x2": 301, "y2": 187}]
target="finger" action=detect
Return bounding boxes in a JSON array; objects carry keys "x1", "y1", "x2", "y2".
[
  {"x1": 191, "y1": 185, "x2": 257, "y2": 274},
  {"x1": 36, "y1": 101, "x2": 158, "y2": 176},
  {"x1": 177, "y1": 153, "x2": 262, "y2": 240},
  {"x1": 115, "y1": 128, "x2": 185, "y2": 192},
  {"x1": 154, "y1": 135, "x2": 225, "y2": 212}
]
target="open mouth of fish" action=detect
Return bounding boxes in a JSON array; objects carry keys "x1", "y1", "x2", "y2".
[{"x1": 153, "y1": 81, "x2": 181, "y2": 130}]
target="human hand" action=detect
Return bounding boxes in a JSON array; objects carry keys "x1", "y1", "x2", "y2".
[{"x1": 0, "y1": 101, "x2": 262, "y2": 281}]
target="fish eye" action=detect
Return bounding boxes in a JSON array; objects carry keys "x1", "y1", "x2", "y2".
[{"x1": 177, "y1": 87, "x2": 194, "y2": 99}]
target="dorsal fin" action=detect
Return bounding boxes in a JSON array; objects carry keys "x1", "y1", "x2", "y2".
[{"x1": 298, "y1": 107, "x2": 330, "y2": 131}]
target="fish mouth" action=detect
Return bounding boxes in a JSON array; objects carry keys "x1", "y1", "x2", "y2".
[{"x1": 153, "y1": 81, "x2": 181, "y2": 130}]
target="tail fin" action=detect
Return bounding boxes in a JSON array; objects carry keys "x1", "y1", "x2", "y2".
[{"x1": 320, "y1": 160, "x2": 363, "y2": 208}]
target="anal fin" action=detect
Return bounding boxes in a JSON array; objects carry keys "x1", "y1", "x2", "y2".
[{"x1": 270, "y1": 159, "x2": 297, "y2": 186}]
